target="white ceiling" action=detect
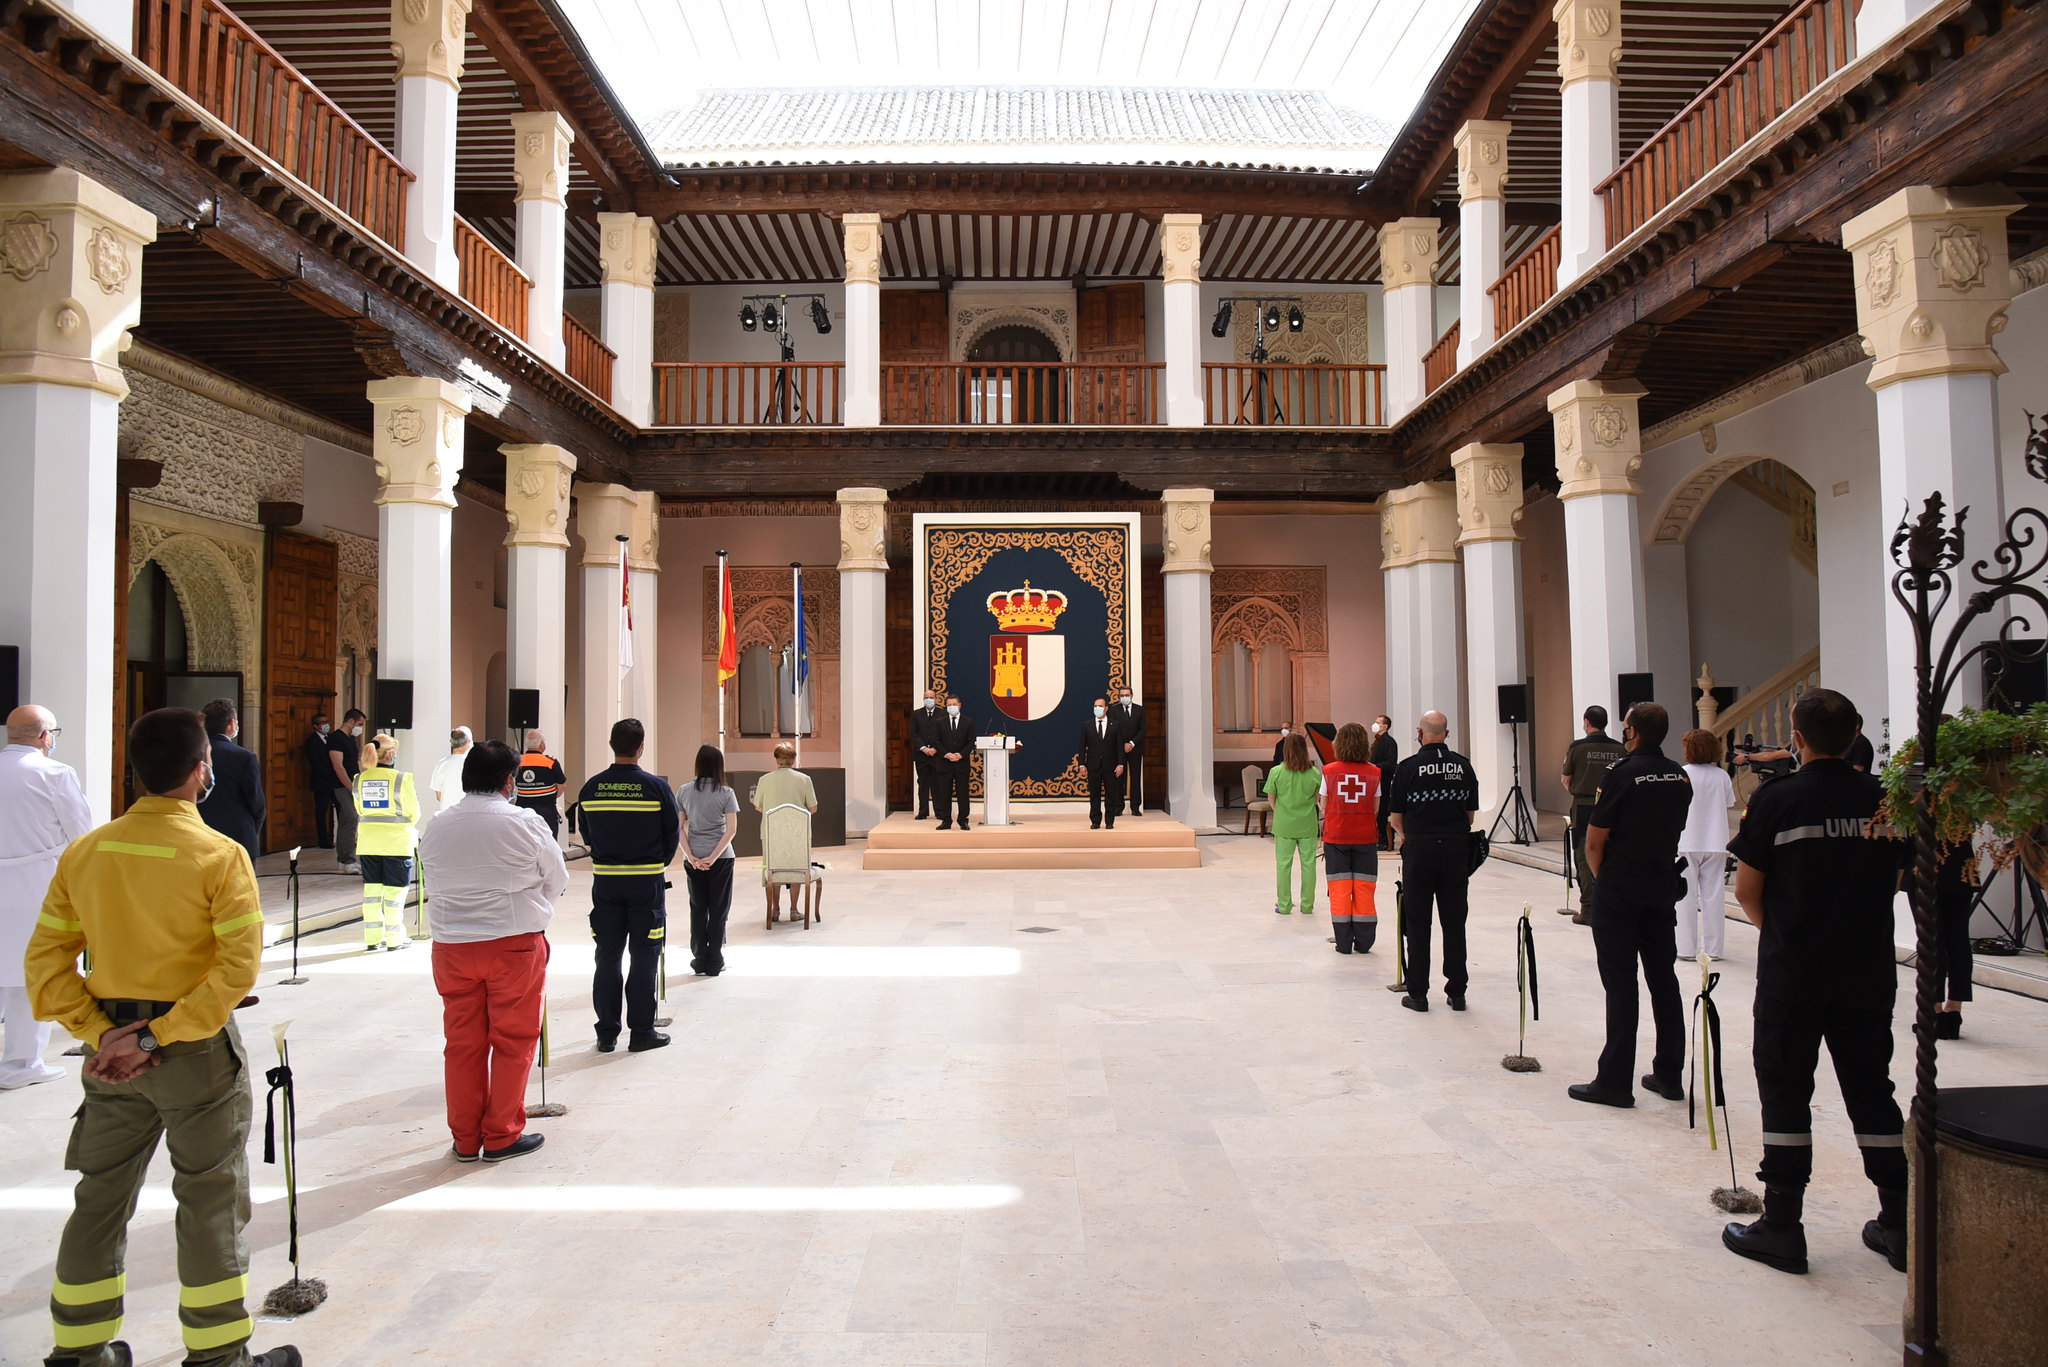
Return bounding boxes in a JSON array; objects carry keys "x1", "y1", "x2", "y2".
[{"x1": 557, "y1": 0, "x2": 1485, "y2": 129}]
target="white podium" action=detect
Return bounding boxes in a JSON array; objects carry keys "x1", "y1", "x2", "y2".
[{"x1": 976, "y1": 736, "x2": 1020, "y2": 826}]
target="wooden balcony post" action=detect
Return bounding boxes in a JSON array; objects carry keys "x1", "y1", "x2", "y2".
[
  {"x1": 392, "y1": 0, "x2": 471, "y2": 288},
  {"x1": 843, "y1": 212, "x2": 882, "y2": 428},
  {"x1": 1454, "y1": 120, "x2": 1510, "y2": 366},
  {"x1": 1555, "y1": 0, "x2": 1623, "y2": 287},
  {"x1": 1379, "y1": 217, "x2": 1440, "y2": 422},
  {"x1": 1159, "y1": 214, "x2": 1204, "y2": 428},
  {"x1": 509, "y1": 110, "x2": 573, "y2": 367}
]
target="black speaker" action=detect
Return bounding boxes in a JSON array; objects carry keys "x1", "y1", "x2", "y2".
[
  {"x1": 507, "y1": 688, "x2": 541, "y2": 731},
  {"x1": 1984, "y1": 644, "x2": 2048, "y2": 713},
  {"x1": 1618, "y1": 672, "x2": 1656, "y2": 717},
  {"x1": 0, "y1": 646, "x2": 16, "y2": 717},
  {"x1": 373, "y1": 678, "x2": 413, "y2": 731},
  {"x1": 1496, "y1": 683, "x2": 1529, "y2": 725}
]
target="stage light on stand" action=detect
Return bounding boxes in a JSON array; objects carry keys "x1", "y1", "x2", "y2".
[
  {"x1": 739, "y1": 303, "x2": 757, "y2": 331},
  {"x1": 1287, "y1": 306, "x2": 1305, "y2": 332},
  {"x1": 809, "y1": 297, "x2": 832, "y2": 334},
  {"x1": 1263, "y1": 303, "x2": 1282, "y2": 332},
  {"x1": 1210, "y1": 300, "x2": 1233, "y2": 338},
  {"x1": 762, "y1": 302, "x2": 781, "y2": 332}
]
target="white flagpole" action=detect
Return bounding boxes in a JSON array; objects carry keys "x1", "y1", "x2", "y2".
[
  {"x1": 717, "y1": 550, "x2": 728, "y2": 755},
  {"x1": 791, "y1": 561, "x2": 802, "y2": 767}
]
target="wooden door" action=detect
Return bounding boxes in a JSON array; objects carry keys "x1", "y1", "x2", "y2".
[
  {"x1": 263, "y1": 530, "x2": 337, "y2": 852},
  {"x1": 1077, "y1": 283, "x2": 1147, "y2": 423},
  {"x1": 881, "y1": 290, "x2": 950, "y2": 423}
]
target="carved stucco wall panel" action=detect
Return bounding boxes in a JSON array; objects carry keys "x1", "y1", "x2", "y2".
[
  {"x1": 1234, "y1": 292, "x2": 1370, "y2": 365},
  {"x1": 700, "y1": 565, "x2": 842, "y2": 750},
  {"x1": 122, "y1": 368, "x2": 304, "y2": 527},
  {"x1": 1210, "y1": 566, "x2": 1330, "y2": 736},
  {"x1": 951, "y1": 290, "x2": 1075, "y2": 361}
]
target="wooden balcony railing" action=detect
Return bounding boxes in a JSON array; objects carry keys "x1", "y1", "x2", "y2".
[
  {"x1": 562, "y1": 313, "x2": 614, "y2": 400},
  {"x1": 1200, "y1": 363, "x2": 1385, "y2": 427},
  {"x1": 454, "y1": 215, "x2": 530, "y2": 339},
  {"x1": 1599, "y1": 0, "x2": 1855, "y2": 243},
  {"x1": 1489, "y1": 225, "x2": 1562, "y2": 337},
  {"x1": 881, "y1": 363, "x2": 1161, "y2": 425},
  {"x1": 135, "y1": 0, "x2": 412, "y2": 246},
  {"x1": 1423, "y1": 321, "x2": 1462, "y2": 395},
  {"x1": 653, "y1": 363, "x2": 845, "y2": 425}
]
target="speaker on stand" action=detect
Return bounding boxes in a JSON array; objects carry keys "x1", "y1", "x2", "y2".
[
  {"x1": 373, "y1": 678, "x2": 413, "y2": 732},
  {"x1": 1617, "y1": 672, "x2": 1656, "y2": 720},
  {"x1": 1489, "y1": 683, "x2": 1539, "y2": 846},
  {"x1": 508, "y1": 687, "x2": 540, "y2": 753}
]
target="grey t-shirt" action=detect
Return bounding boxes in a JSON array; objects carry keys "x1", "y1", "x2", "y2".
[{"x1": 678, "y1": 781, "x2": 739, "y2": 859}]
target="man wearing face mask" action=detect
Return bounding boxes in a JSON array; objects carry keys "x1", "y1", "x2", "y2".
[
  {"x1": 1370, "y1": 716, "x2": 1399, "y2": 849},
  {"x1": 908, "y1": 689, "x2": 942, "y2": 820},
  {"x1": 303, "y1": 711, "x2": 336, "y2": 848},
  {"x1": 0, "y1": 705, "x2": 92, "y2": 1090},
  {"x1": 1113, "y1": 685, "x2": 1146, "y2": 818},
  {"x1": 197, "y1": 699, "x2": 264, "y2": 861},
  {"x1": 932, "y1": 695, "x2": 976, "y2": 831},
  {"x1": 1077, "y1": 698, "x2": 1126, "y2": 830},
  {"x1": 326, "y1": 707, "x2": 367, "y2": 873}
]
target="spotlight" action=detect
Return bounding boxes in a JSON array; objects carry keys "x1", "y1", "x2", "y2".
[
  {"x1": 739, "y1": 303, "x2": 757, "y2": 331},
  {"x1": 762, "y1": 302, "x2": 781, "y2": 332},
  {"x1": 1210, "y1": 300, "x2": 1233, "y2": 339},
  {"x1": 1263, "y1": 303, "x2": 1282, "y2": 332},
  {"x1": 809, "y1": 297, "x2": 832, "y2": 334},
  {"x1": 1286, "y1": 306, "x2": 1305, "y2": 333}
]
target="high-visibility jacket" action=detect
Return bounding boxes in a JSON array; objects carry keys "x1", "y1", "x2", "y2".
[
  {"x1": 576, "y1": 763, "x2": 680, "y2": 876},
  {"x1": 354, "y1": 764, "x2": 420, "y2": 856},
  {"x1": 516, "y1": 752, "x2": 566, "y2": 815}
]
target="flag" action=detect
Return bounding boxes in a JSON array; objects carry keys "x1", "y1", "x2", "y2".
[
  {"x1": 793, "y1": 568, "x2": 810, "y2": 685},
  {"x1": 618, "y1": 538, "x2": 634, "y2": 681},
  {"x1": 716, "y1": 553, "x2": 738, "y2": 683}
]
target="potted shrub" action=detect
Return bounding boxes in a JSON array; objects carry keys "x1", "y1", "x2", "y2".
[{"x1": 1879, "y1": 703, "x2": 2048, "y2": 886}]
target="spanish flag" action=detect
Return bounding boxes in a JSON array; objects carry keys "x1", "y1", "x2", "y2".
[{"x1": 716, "y1": 550, "x2": 738, "y2": 684}]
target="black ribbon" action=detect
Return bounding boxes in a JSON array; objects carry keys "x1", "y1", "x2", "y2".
[
  {"x1": 263, "y1": 1062, "x2": 291, "y2": 1164},
  {"x1": 1688, "y1": 970, "x2": 1726, "y2": 1131},
  {"x1": 262, "y1": 1048, "x2": 303, "y2": 1269},
  {"x1": 1394, "y1": 879, "x2": 1407, "y2": 984},
  {"x1": 1517, "y1": 914, "x2": 1540, "y2": 1021}
]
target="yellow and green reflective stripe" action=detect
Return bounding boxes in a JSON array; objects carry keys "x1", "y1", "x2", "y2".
[
  {"x1": 97, "y1": 841, "x2": 176, "y2": 859},
  {"x1": 37, "y1": 913, "x2": 84, "y2": 932},
  {"x1": 213, "y1": 911, "x2": 264, "y2": 937},
  {"x1": 582, "y1": 800, "x2": 664, "y2": 811},
  {"x1": 181, "y1": 1316, "x2": 254, "y2": 1351},
  {"x1": 178, "y1": 1275, "x2": 248, "y2": 1309},
  {"x1": 52, "y1": 1316, "x2": 123, "y2": 1348},
  {"x1": 647, "y1": 927, "x2": 666, "y2": 941},
  {"x1": 52, "y1": 1274, "x2": 125, "y2": 1306},
  {"x1": 591, "y1": 863, "x2": 666, "y2": 875}
]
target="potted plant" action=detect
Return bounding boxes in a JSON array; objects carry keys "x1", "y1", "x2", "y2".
[{"x1": 1879, "y1": 703, "x2": 2048, "y2": 886}]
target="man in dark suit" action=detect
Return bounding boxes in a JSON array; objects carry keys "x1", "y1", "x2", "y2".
[
  {"x1": 199, "y1": 698, "x2": 265, "y2": 860},
  {"x1": 303, "y1": 709, "x2": 335, "y2": 847},
  {"x1": 1078, "y1": 697, "x2": 1126, "y2": 830},
  {"x1": 932, "y1": 695, "x2": 975, "y2": 830},
  {"x1": 1113, "y1": 685, "x2": 1145, "y2": 817},
  {"x1": 908, "y1": 689, "x2": 942, "y2": 819}
]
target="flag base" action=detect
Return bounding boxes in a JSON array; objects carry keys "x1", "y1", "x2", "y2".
[
  {"x1": 260, "y1": 1277, "x2": 328, "y2": 1317},
  {"x1": 1712, "y1": 1186, "x2": 1763, "y2": 1214},
  {"x1": 1501, "y1": 1055, "x2": 1543, "y2": 1072},
  {"x1": 525, "y1": 1101, "x2": 568, "y2": 1118}
]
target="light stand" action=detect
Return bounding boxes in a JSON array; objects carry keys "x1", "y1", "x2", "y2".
[
  {"x1": 1211, "y1": 295, "x2": 1304, "y2": 425},
  {"x1": 738, "y1": 292, "x2": 831, "y2": 424},
  {"x1": 1488, "y1": 722, "x2": 1540, "y2": 846}
]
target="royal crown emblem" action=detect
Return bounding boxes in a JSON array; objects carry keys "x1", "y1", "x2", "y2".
[{"x1": 987, "y1": 581, "x2": 1068, "y2": 633}]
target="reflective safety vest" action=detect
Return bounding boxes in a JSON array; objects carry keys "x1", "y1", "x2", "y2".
[
  {"x1": 516, "y1": 752, "x2": 565, "y2": 807},
  {"x1": 354, "y1": 765, "x2": 420, "y2": 856}
]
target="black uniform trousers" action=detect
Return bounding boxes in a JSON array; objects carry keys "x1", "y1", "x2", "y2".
[
  {"x1": 1122, "y1": 754, "x2": 1144, "y2": 815},
  {"x1": 1400, "y1": 836, "x2": 1469, "y2": 1001},
  {"x1": 1753, "y1": 981, "x2": 1907, "y2": 1192},
  {"x1": 312, "y1": 784, "x2": 338, "y2": 847},
  {"x1": 1591, "y1": 890, "x2": 1686, "y2": 1091},
  {"x1": 590, "y1": 874, "x2": 666, "y2": 1041},
  {"x1": 684, "y1": 857, "x2": 735, "y2": 975},
  {"x1": 914, "y1": 755, "x2": 937, "y2": 818},
  {"x1": 935, "y1": 764, "x2": 972, "y2": 827},
  {"x1": 1086, "y1": 769, "x2": 1123, "y2": 827},
  {"x1": 1571, "y1": 803, "x2": 1599, "y2": 909}
]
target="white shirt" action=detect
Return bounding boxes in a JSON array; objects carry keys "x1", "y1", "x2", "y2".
[
  {"x1": 428, "y1": 750, "x2": 470, "y2": 813},
  {"x1": 0, "y1": 744, "x2": 94, "y2": 987},
  {"x1": 1679, "y1": 762, "x2": 1736, "y2": 853},
  {"x1": 417, "y1": 792, "x2": 567, "y2": 943}
]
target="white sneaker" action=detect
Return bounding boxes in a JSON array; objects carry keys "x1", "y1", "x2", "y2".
[
  {"x1": 339, "y1": 861, "x2": 362, "y2": 874},
  {"x1": 0, "y1": 1061, "x2": 67, "y2": 1090},
  {"x1": 383, "y1": 936, "x2": 414, "y2": 951}
]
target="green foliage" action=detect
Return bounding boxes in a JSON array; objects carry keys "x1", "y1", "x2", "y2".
[{"x1": 1879, "y1": 705, "x2": 2048, "y2": 866}]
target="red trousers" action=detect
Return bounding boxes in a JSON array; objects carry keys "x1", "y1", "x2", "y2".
[{"x1": 431, "y1": 932, "x2": 549, "y2": 1152}]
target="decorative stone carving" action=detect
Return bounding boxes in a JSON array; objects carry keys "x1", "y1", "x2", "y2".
[
  {"x1": 121, "y1": 368, "x2": 304, "y2": 527},
  {"x1": 952, "y1": 294, "x2": 1073, "y2": 361},
  {"x1": 654, "y1": 290, "x2": 690, "y2": 362},
  {"x1": 1548, "y1": 378, "x2": 1646, "y2": 499},
  {"x1": 509, "y1": 112, "x2": 574, "y2": 206},
  {"x1": 837, "y1": 487, "x2": 889, "y2": 571},
  {"x1": 1379, "y1": 482, "x2": 1459, "y2": 568},
  {"x1": 1212, "y1": 568, "x2": 1328, "y2": 653},
  {"x1": 1648, "y1": 454, "x2": 1751, "y2": 545},
  {"x1": 1641, "y1": 335, "x2": 1868, "y2": 449},
  {"x1": 367, "y1": 376, "x2": 469, "y2": 508},
  {"x1": 1842, "y1": 184, "x2": 2024, "y2": 387},
  {"x1": 702, "y1": 565, "x2": 841, "y2": 656},
  {"x1": 0, "y1": 170, "x2": 158, "y2": 397},
  {"x1": 843, "y1": 211, "x2": 882, "y2": 287},
  {"x1": 1554, "y1": 0, "x2": 1624, "y2": 86},
  {"x1": 325, "y1": 527, "x2": 380, "y2": 580},
  {"x1": 572, "y1": 480, "x2": 639, "y2": 568},
  {"x1": 597, "y1": 212, "x2": 658, "y2": 289},
  {"x1": 1232, "y1": 292, "x2": 1369, "y2": 365},
  {"x1": 125, "y1": 342, "x2": 368, "y2": 453},
  {"x1": 391, "y1": 0, "x2": 471, "y2": 86},
  {"x1": 1455, "y1": 120, "x2": 1511, "y2": 203},
  {"x1": 129, "y1": 509, "x2": 264, "y2": 696},
  {"x1": 500, "y1": 443, "x2": 576, "y2": 549},
  {"x1": 1160, "y1": 213, "x2": 1202, "y2": 285},
  {"x1": 1450, "y1": 443, "x2": 1525, "y2": 545},
  {"x1": 1160, "y1": 488, "x2": 1214, "y2": 575},
  {"x1": 1378, "y1": 217, "x2": 1440, "y2": 290},
  {"x1": 627, "y1": 490, "x2": 661, "y2": 573}
]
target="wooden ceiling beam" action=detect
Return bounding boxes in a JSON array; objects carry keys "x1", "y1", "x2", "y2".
[{"x1": 466, "y1": 0, "x2": 631, "y2": 203}]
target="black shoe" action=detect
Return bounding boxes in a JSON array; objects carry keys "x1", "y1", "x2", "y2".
[
  {"x1": 1570, "y1": 912, "x2": 1592, "y2": 925},
  {"x1": 1335, "y1": 945, "x2": 1353, "y2": 955},
  {"x1": 1105, "y1": 823, "x2": 1114, "y2": 830},
  {"x1": 1091, "y1": 823, "x2": 1101, "y2": 830},
  {"x1": 1935, "y1": 1010, "x2": 1962, "y2": 1040},
  {"x1": 1640, "y1": 1073, "x2": 1685, "y2": 1101},
  {"x1": 1400, "y1": 995, "x2": 1428, "y2": 1013},
  {"x1": 916, "y1": 810, "x2": 930, "y2": 820},
  {"x1": 1568, "y1": 1083, "x2": 1634, "y2": 1108},
  {"x1": 1862, "y1": 1219, "x2": 1907, "y2": 1273},
  {"x1": 595, "y1": 1034, "x2": 618, "y2": 1054},
  {"x1": 937, "y1": 823, "x2": 953, "y2": 831},
  {"x1": 252, "y1": 1349, "x2": 304, "y2": 1367},
  {"x1": 628, "y1": 1031, "x2": 671, "y2": 1053},
  {"x1": 450, "y1": 1144, "x2": 480, "y2": 1163},
  {"x1": 1447, "y1": 995, "x2": 1467, "y2": 1012},
  {"x1": 47, "y1": 1341, "x2": 133, "y2": 1366},
  {"x1": 482, "y1": 1133, "x2": 545, "y2": 1163},
  {"x1": 1723, "y1": 1217, "x2": 1808, "y2": 1274}
]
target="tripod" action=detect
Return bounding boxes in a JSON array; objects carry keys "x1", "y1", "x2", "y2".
[
  {"x1": 1974, "y1": 856, "x2": 2048, "y2": 953},
  {"x1": 760, "y1": 339, "x2": 816, "y2": 425},
  {"x1": 1488, "y1": 721, "x2": 1539, "y2": 846},
  {"x1": 1234, "y1": 337, "x2": 1285, "y2": 425}
]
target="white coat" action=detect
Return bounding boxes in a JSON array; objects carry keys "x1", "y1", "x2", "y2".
[{"x1": 0, "y1": 743, "x2": 93, "y2": 988}]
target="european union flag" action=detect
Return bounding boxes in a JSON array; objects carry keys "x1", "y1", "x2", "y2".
[{"x1": 794, "y1": 572, "x2": 810, "y2": 685}]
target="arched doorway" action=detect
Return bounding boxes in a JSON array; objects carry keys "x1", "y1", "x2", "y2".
[
  {"x1": 125, "y1": 529, "x2": 259, "y2": 809},
  {"x1": 965, "y1": 323, "x2": 1064, "y2": 423}
]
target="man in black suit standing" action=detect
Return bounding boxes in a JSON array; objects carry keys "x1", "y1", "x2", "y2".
[
  {"x1": 303, "y1": 709, "x2": 335, "y2": 847},
  {"x1": 199, "y1": 698, "x2": 266, "y2": 860},
  {"x1": 1078, "y1": 697, "x2": 1126, "y2": 830},
  {"x1": 933, "y1": 695, "x2": 975, "y2": 830},
  {"x1": 908, "y1": 688, "x2": 942, "y2": 819},
  {"x1": 1113, "y1": 684, "x2": 1145, "y2": 817}
]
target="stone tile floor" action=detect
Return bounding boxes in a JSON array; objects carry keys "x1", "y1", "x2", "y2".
[{"x1": 4, "y1": 829, "x2": 2044, "y2": 1366}]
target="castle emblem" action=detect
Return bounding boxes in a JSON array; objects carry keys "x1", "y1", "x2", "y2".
[{"x1": 987, "y1": 581, "x2": 1067, "y2": 721}]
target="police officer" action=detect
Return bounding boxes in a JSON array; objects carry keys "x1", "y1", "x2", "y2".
[
  {"x1": 575, "y1": 718, "x2": 680, "y2": 1054},
  {"x1": 1385, "y1": 710, "x2": 1479, "y2": 1012},
  {"x1": 1559, "y1": 705, "x2": 1627, "y2": 922},
  {"x1": 1568, "y1": 702, "x2": 1694, "y2": 1109},
  {"x1": 515, "y1": 729, "x2": 568, "y2": 838},
  {"x1": 1723, "y1": 687, "x2": 1908, "y2": 1276},
  {"x1": 908, "y1": 689, "x2": 941, "y2": 820}
]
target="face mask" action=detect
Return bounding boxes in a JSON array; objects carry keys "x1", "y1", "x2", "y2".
[
  {"x1": 349, "y1": 725, "x2": 364, "y2": 737},
  {"x1": 1279, "y1": 728, "x2": 1289, "y2": 738},
  {"x1": 1094, "y1": 706, "x2": 1106, "y2": 718},
  {"x1": 45, "y1": 735, "x2": 57, "y2": 758},
  {"x1": 197, "y1": 763, "x2": 216, "y2": 804},
  {"x1": 1120, "y1": 697, "x2": 1132, "y2": 706},
  {"x1": 946, "y1": 705, "x2": 959, "y2": 718},
  {"x1": 922, "y1": 698, "x2": 934, "y2": 709},
  {"x1": 315, "y1": 723, "x2": 330, "y2": 736}
]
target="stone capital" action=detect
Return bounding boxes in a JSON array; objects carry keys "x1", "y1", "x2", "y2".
[
  {"x1": 573, "y1": 480, "x2": 639, "y2": 567},
  {"x1": 509, "y1": 111, "x2": 575, "y2": 206},
  {"x1": 390, "y1": 0, "x2": 472, "y2": 86},
  {"x1": 837, "y1": 487, "x2": 889, "y2": 571},
  {"x1": 1554, "y1": 0, "x2": 1623, "y2": 86},
  {"x1": 597, "y1": 212, "x2": 657, "y2": 289},
  {"x1": 1379, "y1": 482, "x2": 1460, "y2": 570},
  {"x1": 500, "y1": 443, "x2": 576, "y2": 548},
  {"x1": 1379, "y1": 218, "x2": 1440, "y2": 291},
  {"x1": 1159, "y1": 213, "x2": 1202, "y2": 286},
  {"x1": 0, "y1": 169, "x2": 158, "y2": 397},
  {"x1": 843, "y1": 212, "x2": 882, "y2": 287},
  {"x1": 627, "y1": 490, "x2": 661, "y2": 573},
  {"x1": 1450, "y1": 443, "x2": 1526, "y2": 545},
  {"x1": 368, "y1": 376, "x2": 469, "y2": 507},
  {"x1": 1548, "y1": 378, "x2": 1645, "y2": 499},
  {"x1": 1160, "y1": 487, "x2": 1214, "y2": 575},
  {"x1": 1841, "y1": 184, "x2": 2023, "y2": 388},
  {"x1": 1454, "y1": 121, "x2": 1512, "y2": 204}
]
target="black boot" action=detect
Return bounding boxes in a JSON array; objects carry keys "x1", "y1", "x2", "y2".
[
  {"x1": 1935, "y1": 1010, "x2": 1962, "y2": 1040},
  {"x1": 1723, "y1": 1185, "x2": 1808, "y2": 1274},
  {"x1": 1357, "y1": 922, "x2": 1377, "y2": 953},
  {"x1": 1863, "y1": 1188, "x2": 1908, "y2": 1273}
]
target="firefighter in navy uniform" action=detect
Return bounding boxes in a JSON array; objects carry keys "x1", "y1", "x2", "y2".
[
  {"x1": 1384, "y1": 710, "x2": 1480, "y2": 1012},
  {"x1": 575, "y1": 718, "x2": 680, "y2": 1054},
  {"x1": 1723, "y1": 687, "x2": 1909, "y2": 1275},
  {"x1": 515, "y1": 730, "x2": 568, "y2": 838}
]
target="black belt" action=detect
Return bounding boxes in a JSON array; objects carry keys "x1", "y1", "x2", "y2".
[{"x1": 99, "y1": 998, "x2": 177, "y2": 1025}]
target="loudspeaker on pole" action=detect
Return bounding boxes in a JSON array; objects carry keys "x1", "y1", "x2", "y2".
[
  {"x1": 507, "y1": 688, "x2": 541, "y2": 731},
  {"x1": 1617, "y1": 672, "x2": 1656, "y2": 717},
  {"x1": 373, "y1": 678, "x2": 414, "y2": 731},
  {"x1": 1496, "y1": 683, "x2": 1530, "y2": 726}
]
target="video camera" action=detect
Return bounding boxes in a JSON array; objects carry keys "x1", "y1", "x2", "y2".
[{"x1": 1729, "y1": 732, "x2": 1795, "y2": 781}]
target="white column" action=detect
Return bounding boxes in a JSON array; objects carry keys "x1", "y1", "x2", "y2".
[
  {"x1": 1161, "y1": 489, "x2": 1218, "y2": 828},
  {"x1": 1642, "y1": 543, "x2": 1693, "y2": 721},
  {"x1": 0, "y1": 170, "x2": 156, "y2": 823},
  {"x1": 838, "y1": 488, "x2": 889, "y2": 834},
  {"x1": 509, "y1": 111, "x2": 574, "y2": 367},
  {"x1": 54, "y1": 0, "x2": 131, "y2": 48},
  {"x1": 368, "y1": 377, "x2": 471, "y2": 800},
  {"x1": 1453, "y1": 445, "x2": 1527, "y2": 819},
  {"x1": 501, "y1": 443, "x2": 575, "y2": 754},
  {"x1": 1555, "y1": 0, "x2": 1622, "y2": 286},
  {"x1": 1455, "y1": 121, "x2": 1510, "y2": 365},
  {"x1": 1549, "y1": 378, "x2": 1650, "y2": 721},
  {"x1": 597, "y1": 212, "x2": 656, "y2": 425},
  {"x1": 1381, "y1": 482, "x2": 1463, "y2": 739},
  {"x1": 572, "y1": 482, "x2": 636, "y2": 784},
  {"x1": 626, "y1": 492, "x2": 662, "y2": 769},
  {"x1": 1160, "y1": 214, "x2": 1204, "y2": 428},
  {"x1": 1380, "y1": 218, "x2": 1440, "y2": 422},
  {"x1": 392, "y1": 0, "x2": 470, "y2": 288},
  {"x1": 843, "y1": 213, "x2": 882, "y2": 428},
  {"x1": 1843, "y1": 185, "x2": 2022, "y2": 734},
  {"x1": 1856, "y1": 0, "x2": 1941, "y2": 51}
]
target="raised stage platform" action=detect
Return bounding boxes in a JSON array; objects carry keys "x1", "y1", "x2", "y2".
[{"x1": 862, "y1": 808, "x2": 1203, "y2": 871}]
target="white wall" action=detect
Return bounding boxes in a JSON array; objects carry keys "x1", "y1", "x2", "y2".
[
  {"x1": 686, "y1": 282, "x2": 849, "y2": 363},
  {"x1": 1519, "y1": 492, "x2": 1575, "y2": 814},
  {"x1": 1683, "y1": 480, "x2": 1819, "y2": 704},
  {"x1": 300, "y1": 434, "x2": 379, "y2": 539}
]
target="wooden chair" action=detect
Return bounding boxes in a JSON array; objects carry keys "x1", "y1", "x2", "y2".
[
  {"x1": 1242, "y1": 764, "x2": 1272, "y2": 837},
  {"x1": 760, "y1": 802, "x2": 823, "y2": 928}
]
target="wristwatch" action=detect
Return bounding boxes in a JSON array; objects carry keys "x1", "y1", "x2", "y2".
[{"x1": 135, "y1": 1026, "x2": 160, "y2": 1054}]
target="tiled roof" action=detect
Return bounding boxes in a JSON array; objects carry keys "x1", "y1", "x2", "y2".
[{"x1": 645, "y1": 86, "x2": 1393, "y2": 173}]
